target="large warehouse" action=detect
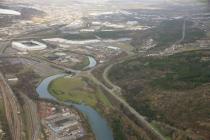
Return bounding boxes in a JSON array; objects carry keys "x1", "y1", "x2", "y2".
[{"x1": 12, "y1": 40, "x2": 47, "y2": 51}]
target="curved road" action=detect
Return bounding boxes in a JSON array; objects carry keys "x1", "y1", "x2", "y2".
[
  {"x1": 80, "y1": 54, "x2": 166, "y2": 140},
  {"x1": 0, "y1": 23, "x2": 166, "y2": 140},
  {"x1": 87, "y1": 71, "x2": 166, "y2": 140}
]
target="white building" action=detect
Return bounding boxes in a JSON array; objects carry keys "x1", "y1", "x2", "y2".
[
  {"x1": 0, "y1": 8, "x2": 21, "y2": 16},
  {"x1": 12, "y1": 40, "x2": 47, "y2": 51}
]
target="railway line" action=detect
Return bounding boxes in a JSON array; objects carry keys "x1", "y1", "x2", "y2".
[
  {"x1": 20, "y1": 93, "x2": 40, "y2": 140},
  {"x1": 0, "y1": 21, "x2": 167, "y2": 140},
  {"x1": 0, "y1": 73, "x2": 22, "y2": 140},
  {"x1": 0, "y1": 51, "x2": 166, "y2": 140}
]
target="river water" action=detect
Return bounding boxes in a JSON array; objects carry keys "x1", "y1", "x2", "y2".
[
  {"x1": 36, "y1": 74, "x2": 114, "y2": 140},
  {"x1": 85, "y1": 56, "x2": 97, "y2": 69}
]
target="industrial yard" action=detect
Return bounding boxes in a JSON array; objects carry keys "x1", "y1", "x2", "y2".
[{"x1": 38, "y1": 102, "x2": 85, "y2": 140}]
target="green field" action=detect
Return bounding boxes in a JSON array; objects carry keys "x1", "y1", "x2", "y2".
[
  {"x1": 72, "y1": 57, "x2": 90, "y2": 70},
  {"x1": 49, "y1": 76, "x2": 146, "y2": 140},
  {"x1": 49, "y1": 76, "x2": 112, "y2": 108}
]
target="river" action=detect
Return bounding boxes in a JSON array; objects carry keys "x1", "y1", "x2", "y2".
[
  {"x1": 85, "y1": 56, "x2": 97, "y2": 69},
  {"x1": 36, "y1": 74, "x2": 114, "y2": 140}
]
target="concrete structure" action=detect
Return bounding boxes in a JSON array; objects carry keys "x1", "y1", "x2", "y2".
[
  {"x1": 12, "y1": 40, "x2": 47, "y2": 51},
  {"x1": 0, "y1": 9, "x2": 21, "y2": 16},
  {"x1": 43, "y1": 110, "x2": 84, "y2": 140}
]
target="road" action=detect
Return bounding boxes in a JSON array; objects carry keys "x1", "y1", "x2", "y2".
[
  {"x1": 0, "y1": 24, "x2": 65, "y2": 55},
  {"x1": 162, "y1": 18, "x2": 186, "y2": 55},
  {"x1": 0, "y1": 23, "x2": 166, "y2": 140},
  {"x1": 74, "y1": 56, "x2": 166, "y2": 140},
  {"x1": 0, "y1": 20, "x2": 79, "y2": 140},
  {"x1": 0, "y1": 25, "x2": 62, "y2": 140},
  {"x1": 81, "y1": 70, "x2": 165, "y2": 140},
  {"x1": 102, "y1": 64, "x2": 122, "y2": 94},
  {"x1": 10, "y1": 47, "x2": 165, "y2": 140},
  {"x1": 0, "y1": 41, "x2": 10, "y2": 54},
  {"x1": 178, "y1": 18, "x2": 186, "y2": 44},
  {"x1": 16, "y1": 45, "x2": 166, "y2": 140},
  {"x1": 0, "y1": 73, "x2": 23, "y2": 140}
]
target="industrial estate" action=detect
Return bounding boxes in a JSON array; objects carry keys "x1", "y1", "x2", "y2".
[
  {"x1": 39, "y1": 102, "x2": 84, "y2": 140},
  {"x1": 0, "y1": 0, "x2": 210, "y2": 140}
]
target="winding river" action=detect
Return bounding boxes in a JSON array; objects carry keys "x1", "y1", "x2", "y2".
[
  {"x1": 85, "y1": 56, "x2": 97, "y2": 69},
  {"x1": 36, "y1": 56, "x2": 114, "y2": 140}
]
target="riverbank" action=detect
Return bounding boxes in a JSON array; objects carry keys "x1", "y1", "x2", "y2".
[
  {"x1": 48, "y1": 75, "x2": 112, "y2": 108},
  {"x1": 36, "y1": 74, "x2": 114, "y2": 140},
  {"x1": 73, "y1": 56, "x2": 97, "y2": 70},
  {"x1": 37, "y1": 100, "x2": 95, "y2": 140}
]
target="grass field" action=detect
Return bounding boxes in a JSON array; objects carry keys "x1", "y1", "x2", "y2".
[
  {"x1": 49, "y1": 76, "x2": 112, "y2": 108},
  {"x1": 72, "y1": 57, "x2": 90, "y2": 70}
]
